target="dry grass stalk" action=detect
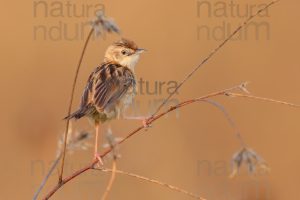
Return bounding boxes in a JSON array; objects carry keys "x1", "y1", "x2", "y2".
[
  {"x1": 94, "y1": 168, "x2": 206, "y2": 200},
  {"x1": 39, "y1": 1, "x2": 293, "y2": 199},
  {"x1": 100, "y1": 160, "x2": 117, "y2": 200},
  {"x1": 59, "y1": 12, "x2": 120, "y2": 183},
  {"x1": 42, "y1": 82, "x2": 300, "y2": 199}
]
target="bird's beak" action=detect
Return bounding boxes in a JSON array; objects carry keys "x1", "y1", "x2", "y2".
[{"x1": 136, "y1": 48, "x2": 146, "y2": 54}]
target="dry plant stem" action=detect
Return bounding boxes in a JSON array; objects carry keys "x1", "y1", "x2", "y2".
[
  {"x1": 94, "y1": 168, "x2": 205, "y2": 200},
  {"x1": 59, "y1": 28, "x2": 94, "y2": 183},
  {"x1": 101, "y1": 160, "x2": 117, "y2": 200},
  {"x1": 43, "y1": 85, "x2": 238, "y2": 199},
  {"x1": 41, "y1": 83, "x2": 245, "y2": 199},
  {"x1": 227, "y1": 93, "x2": 300, "y2": 108},
  {"x1": 43, "y1": 0, "x2": 281, "y2": 198},
  {"x1": 33, "y1": 153, "x2": 62, "y2": 200},
  {"x1": 42, "y1": 83, "x2": 300, "y2": 199},
  {"x1": 152, "y1": 0, "x2": 280, "y2": 116},
  {"x1": 203, "y1": 100, "x2": 247, "y2": 147}
]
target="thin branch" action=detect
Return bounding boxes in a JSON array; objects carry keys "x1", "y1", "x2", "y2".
[
  {"x1": 226, "y1": 93, "x2": 300, "y2": 108},
  {"x1": 101, "y1": 160, "x2": 117, "y2": 200},
  {"x1": 59, "y1": 11, "x2": 121, "y2": 183},
  {"x1": 41, "y1": 83, "x2": 247, "y2": 199},
  {"x1": 34, "y1": 130, "x2": 91, "y2": 200},
  {"x1": 33, "y1": 153, "x2": 62, "y2": 200},
  {"x1": 151, "y1": 0, "x2": 280, "y2": 116},
  {"x1": 94, "y1": 168, "x2": 206, "y2": 200},
  {"x1": 42, "y1": 0, "x2": 283, "y2": 198},
  {"x1": 42, "y1": 82, "x2": 300, "y2": 199},
  {"x1": 59, "y1": 28, "x2": 94, "y2": 183},
  {"x1": 202, "y1": 99, "x2": 247, "y2": 147}
]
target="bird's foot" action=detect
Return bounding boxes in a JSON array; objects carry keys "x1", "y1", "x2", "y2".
[
  {"x1": 142, "y1": 118, "x2": 151, "y2": 129},
  {"x1": 94, "y1": 152, "x2": 104, "y2": 167}
]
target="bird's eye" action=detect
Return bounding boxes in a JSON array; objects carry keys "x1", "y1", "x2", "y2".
[{"x1": 121, "y1": 50, "x2": 127, "y2": 55}]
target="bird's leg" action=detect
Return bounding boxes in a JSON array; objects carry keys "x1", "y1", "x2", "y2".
[{"x1": 94, "y1": 121, "x2": 103, "y2": 166}]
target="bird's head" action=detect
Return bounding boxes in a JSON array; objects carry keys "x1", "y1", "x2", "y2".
[{"x1": 104, "y1": 38, "x2": 145, "y2": 71}]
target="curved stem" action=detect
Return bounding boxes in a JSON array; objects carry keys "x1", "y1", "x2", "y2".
[
  {"x1": 33, "y1": 154, "x2": 62, "y2": 200},
  {"x1": 101, "y1": 160, "x2": 117, "y2": 200},
  {"x1": 94, "y1": 168, "x2": 205, "y2": 200},
  {"x1": 42, "y1": 84, "x2": 300, "y2": 199},
  {"x1": 59, "y1": 28, "x2": 94, "y2": 183},
  {"x1": 43, "y1": 0, "x2": 282, "y2": 198},
  {"x1": 151, "y1": 0, "x2": 280, "y2": 116},
  {"x1": 202, "y1": 99, "x2": 247, "y2": 148},
  {"x1": 41, "y1": 84, "x2": 242, "y2": 199}
]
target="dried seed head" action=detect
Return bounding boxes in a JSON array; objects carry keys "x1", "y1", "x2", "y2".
[
  {"x1": 90, "y1": 11, "x2": 121, "y2": 37},
  {"x1": 239, "y1": 81, "x2": 251, "y2": 94},
  {"x1": 56, "y1": 124, "x2": 91, "y2": 158},
  {"x1": 103, "y1": 128, "x2": 122, "y2": 160},
  {"x1": 230, "y1": 147, "x2": 269, "y2": 178}
]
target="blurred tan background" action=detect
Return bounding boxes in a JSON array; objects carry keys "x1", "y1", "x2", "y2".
[{"x1": 1, "y1": 0, "x2": 300, "y2": 199}]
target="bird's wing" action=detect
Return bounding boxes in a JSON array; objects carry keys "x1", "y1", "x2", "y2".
[
  {"x1": 91, "y1": 62, "x2": 136, "y2": 111},
  {"x1": 79, "y1": 69, "x2": 95, "y2": 109}
]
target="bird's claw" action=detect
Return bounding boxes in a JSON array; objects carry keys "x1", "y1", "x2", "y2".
[
  {"x1": 94, "y1": 152, "x2": 104, "y2": 167},
  {"x1": 142, "y1": 118, "x2": 153, "y2": 129}
]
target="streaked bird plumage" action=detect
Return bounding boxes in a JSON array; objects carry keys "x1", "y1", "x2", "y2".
[
  {"x1": 66, "y1": 38, "x2": 144, "y2": 123},
  {"x1": 66, "y1": 61, "x2": 136, "y2": 123},
  {"x1": 65, "y1": 38, "x2": 144, "y2": 165}
]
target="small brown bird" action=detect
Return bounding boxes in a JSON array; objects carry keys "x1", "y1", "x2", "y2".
[{"x1": 65, "y1": 38, "x2": 145, "y2": 164}]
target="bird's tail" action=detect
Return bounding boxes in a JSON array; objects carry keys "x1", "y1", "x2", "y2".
[{"x1": 64, "y1": 108, "x2": 87, "y2": 120}]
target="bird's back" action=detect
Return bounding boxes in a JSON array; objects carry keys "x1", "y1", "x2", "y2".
[{"x1": 66, "y1": 62, "x2": 136, "y2": 123}]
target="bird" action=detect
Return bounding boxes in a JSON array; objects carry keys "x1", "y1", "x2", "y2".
[{"x1": 65, "y1": 38, "x2": 145, "y2": 165}]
